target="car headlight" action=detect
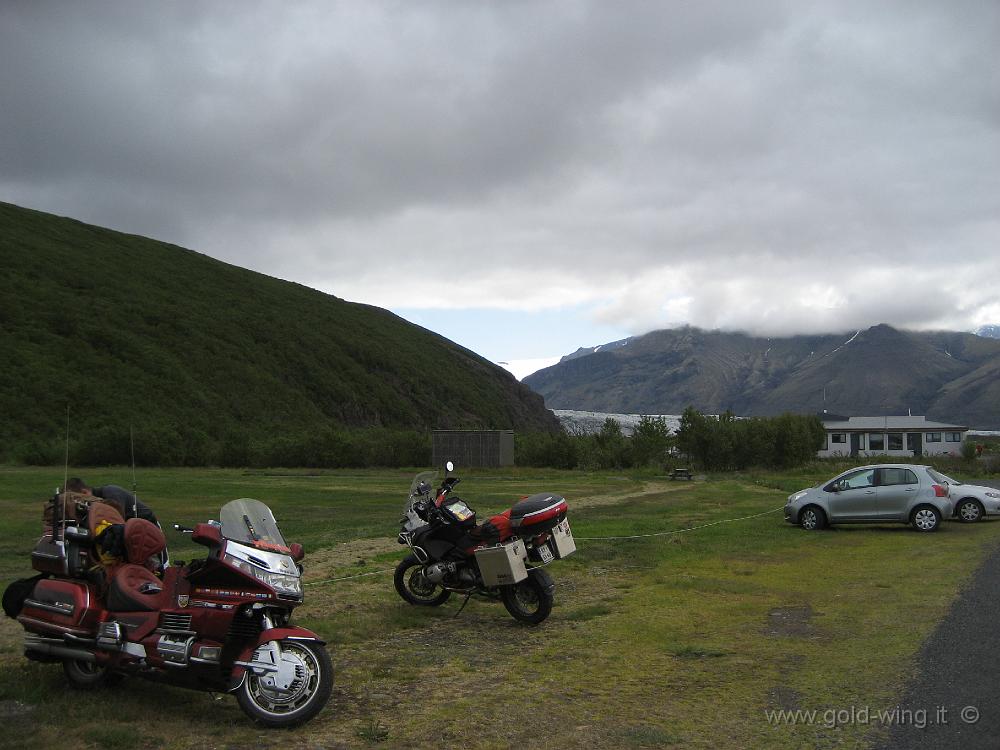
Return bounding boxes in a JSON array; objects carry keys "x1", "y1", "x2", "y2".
[
  {"x1": 789, "y1": 491, "x2": 808, "y2": 502},
  {"x1": 223, "y1": 553, "x2": 302, "y2": 596},
  {"x1": 985, "y1": 492, "x2": 1000, "y2": 499}
]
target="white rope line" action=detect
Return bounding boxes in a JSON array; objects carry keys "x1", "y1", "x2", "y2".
[
  {"x1": 304, "y1": 567, "x2": 397, "y2": 587},
  {"x1": 573, "y1": 506, "x2": 785, "y2": 541}
]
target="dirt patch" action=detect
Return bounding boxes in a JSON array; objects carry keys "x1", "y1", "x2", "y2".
[
  {"x1": 303, "y1": 538, "x2": 399, "y2": 581},
  {"x1": 570, "y1": 481, "x2": 696, "y2": 510},
  {"x1": 768, "y1": 684, "x2": 803, "y2": 712},
  {"x1": 764, "y1": 605, "x2": 815, "y2": 638},
  {"x1": 767, "y1": 654, "x2": 805, "y2": 711}
]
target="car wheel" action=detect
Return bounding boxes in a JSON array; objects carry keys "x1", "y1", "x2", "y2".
[
  {"x1": 956, "y1": 499, "x2": 984, "y2": 523},
  {"x1": 911, "y1": 505, "x2": 941, "y2": 532},
  {"x1": 799, "y1": 506, "x2": 826, "y2": 531}
]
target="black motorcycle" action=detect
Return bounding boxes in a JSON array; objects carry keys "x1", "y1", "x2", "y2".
[{"x1": 394, "y1": 463, "x2": 576, "y2": 624}]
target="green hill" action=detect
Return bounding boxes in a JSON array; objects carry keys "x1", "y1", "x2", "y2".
[{"x1": 0, "y1": 202, "x2": 558, "y2": 464}]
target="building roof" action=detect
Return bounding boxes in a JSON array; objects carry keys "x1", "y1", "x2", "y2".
[{"x1": 822, "y1": 416, "x2": 967, "y2": 431}]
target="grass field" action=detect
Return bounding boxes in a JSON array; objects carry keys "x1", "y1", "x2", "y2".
[{"x1": 2, "y1": 465, "x2": 999, "y2": 749}]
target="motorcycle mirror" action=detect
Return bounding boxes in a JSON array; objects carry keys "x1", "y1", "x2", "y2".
[{"x1": 289, "y1": 543, "x2": 305, "y2": 562}]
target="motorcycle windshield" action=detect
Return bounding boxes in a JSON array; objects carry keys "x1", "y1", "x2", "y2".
[
  {"x1": 405, "y1": 471, "x2": 438, "y2": 511},
  {"x1": 220, "y1": 498, "x2": 288, "y2": 550}
]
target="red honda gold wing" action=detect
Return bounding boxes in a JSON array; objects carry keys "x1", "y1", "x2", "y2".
[{"x1": 14, "y1": 494, "x2": 332, "y2": 727}]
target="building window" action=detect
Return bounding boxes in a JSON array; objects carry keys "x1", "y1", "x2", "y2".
[
  {"x1": 945, "y1": 432, "x2": 962, "y2": 442},
  {"x1": 887, "y1": 433, "x2": 903, "y2": 451},
  {"x1": 831, "y1": 433, "x2": 846, "y2": 444},
  {"x1": 869, "y1": 433, "x2": 885, "y2": 451},
  {"x1": 926, "y1": 433, "x2": 942, "y2": 443}
]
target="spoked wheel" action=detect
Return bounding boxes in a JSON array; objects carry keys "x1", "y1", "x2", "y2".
[
  {"x1": 798, "y1": 506, "x2": 826, "y2": 531},
  {"x1": 911, "y1": 505, "x2": 941, "y2": 532},
  {"x1": 394, "y1": 555, "x2": 451, "y2": 606},
  {"x1": 957, "y1": 499, "x2": 984, "y2": 523},
  {"x1": 63, "y1": 658, "x2": 122, "y2": 689},
  {"x1": 500, "y1": 569, "x2": 554, "y2": 625},
  {"x1": 236, "y1": 640, "x2": 333, "y2": 728}
]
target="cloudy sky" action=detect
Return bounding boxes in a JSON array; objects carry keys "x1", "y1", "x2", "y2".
[{"x1": 2, "y1": 1, "x2": 998, "y2": 378}]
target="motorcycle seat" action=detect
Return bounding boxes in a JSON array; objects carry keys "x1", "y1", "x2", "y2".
[
  {"x1": 105, "y1": 519, "x2": 169, "y2": 611},
  {"x1": 124, "y1": 518, "x2": 166, "y2": 569},
  {"x1": 478, "y1": 510, "x2": 514, "y2": 544},
  {"x1": 107, "y1": 563, "x2": 169, "y2": 611}
]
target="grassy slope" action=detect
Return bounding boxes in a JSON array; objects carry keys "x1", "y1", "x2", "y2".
[
  {"x1": 0, "y1": 202, "x2": 557, "y2": 461},
  {"x1": 2, "y1": 466, "x2": 999, "y2": 749}
]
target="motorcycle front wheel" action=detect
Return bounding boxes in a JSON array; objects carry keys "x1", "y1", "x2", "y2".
[
  {"x1": 500, "y1": 569, "x2": 554, "y2": 625},
  {"x1": 63, "y1": 658, "x2": 122, "y2": 689},
  {"x1": 394, "y1": 555, "x2": 451, "y2": 606},
  {"x1": 236, "y1": 640, "x2": 333, "y2": 728}
]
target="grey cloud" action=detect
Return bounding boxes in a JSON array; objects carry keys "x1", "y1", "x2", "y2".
[{"x1": 1, "y1": 0, "x2": 998, "y2": 338}]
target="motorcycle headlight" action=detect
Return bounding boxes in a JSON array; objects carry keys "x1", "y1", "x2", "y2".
[{"x1": 223, "y1": 553, "x2": 302, "y2": 596}]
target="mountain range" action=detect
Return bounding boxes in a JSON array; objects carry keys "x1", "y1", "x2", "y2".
[
  {"x1": 0, "y1": 202, "x2": 558, "y2": 462},
  {"x1": 524, "y1": 324, "x2": 1000, "y2": 429}
]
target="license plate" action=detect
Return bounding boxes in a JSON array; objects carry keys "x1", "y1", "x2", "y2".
[{"x1": 537, "y1": 543, "x2": 554, "y2": 564}]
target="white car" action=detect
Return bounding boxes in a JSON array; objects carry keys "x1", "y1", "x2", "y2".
[{"x1": 938, "y1": 474, "x2": 1000, "y2": 522}]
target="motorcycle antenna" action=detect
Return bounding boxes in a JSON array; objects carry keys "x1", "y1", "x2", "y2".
[
  {"x1": 62, "y1": 404, "x2": 70, "y2": 494},
  {"x1": 129, "y1": 425, "x2": 139, "y2": 519},
  {"x1": 51, "y1": 404, "x2": 71, "y2": 543}
]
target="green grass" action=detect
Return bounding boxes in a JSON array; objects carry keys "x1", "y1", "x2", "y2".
[{"x1": 2, "y1": 466, "x2": 999, "y2": 749}]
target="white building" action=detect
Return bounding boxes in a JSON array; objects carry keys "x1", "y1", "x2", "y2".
[{"x1": 818, "y1": 415, "x2": 968, "y2": 458}]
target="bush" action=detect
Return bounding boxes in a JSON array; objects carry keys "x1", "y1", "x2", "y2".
[
  {"x1": 677, "y1": 408, "x2": 825, "y2": 471},
  {"x1": 515, "y1": 431, "x2": 578, "y2": 469},
  {"x1": 961, "y1": 440, "x2": 978, "y2": 461}
]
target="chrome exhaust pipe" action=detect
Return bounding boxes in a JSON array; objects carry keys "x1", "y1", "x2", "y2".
[
  {"x1": 25, "y1": 642, "x2": 97, "y2": 662},
  {"x1": 24, "y1": 635, "x2": 96, "y2": 663}
]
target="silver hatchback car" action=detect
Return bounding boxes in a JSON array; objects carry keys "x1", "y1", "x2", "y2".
[{"x1": 785, "y1": 464, "x2": 954, "y2": 532}]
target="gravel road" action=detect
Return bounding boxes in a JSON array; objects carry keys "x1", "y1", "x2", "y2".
[{"x1": 880, "y1": 479, "x2": 1000, "y2": 749}]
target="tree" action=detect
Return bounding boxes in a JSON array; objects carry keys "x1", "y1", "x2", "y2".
[{"x1": 632, "y1": 415, "x2": 674, "y2": 467}]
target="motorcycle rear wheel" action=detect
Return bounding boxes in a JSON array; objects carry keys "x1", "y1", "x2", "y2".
[
  {"x1": 394, "y1": 555, "x2": 451, "y2": 606},
  {"x1": 500, "y1": 570, "x2": 554, "y2": 625},
  {"x1": 63, "y1": 658, "x2": 122, "y2": 689},
  {"x1": 236, "y1": 640, "x2": 333, "y2": 728}
]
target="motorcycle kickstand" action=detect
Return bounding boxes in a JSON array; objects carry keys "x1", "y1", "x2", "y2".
[{"x1": 453, "y1": 592, "x2": 473, "y2": 618}]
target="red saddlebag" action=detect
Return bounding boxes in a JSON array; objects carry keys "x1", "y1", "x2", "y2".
[{"x1": 17, "y1": 578, "x2": 97, "y2": 637}]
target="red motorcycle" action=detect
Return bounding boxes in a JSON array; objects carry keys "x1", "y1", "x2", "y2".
[{"x1": 12, "y1": 492, "x2": 332, "y2": 727}]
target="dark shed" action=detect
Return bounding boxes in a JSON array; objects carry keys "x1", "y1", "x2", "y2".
[{"x1": 432, "y1": 430, "x2": 514, "y2": 468}]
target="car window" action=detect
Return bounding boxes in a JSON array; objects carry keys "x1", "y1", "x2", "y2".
[
  {"x1": 927, "y1": 468, "x2": 957, "y2": 485},
  {"x1": 841, "y1": 469, "x2": 875, "y2": 490},
  {"x1": 878, "y1": 468, "x2": 918, "y2": 486}
]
